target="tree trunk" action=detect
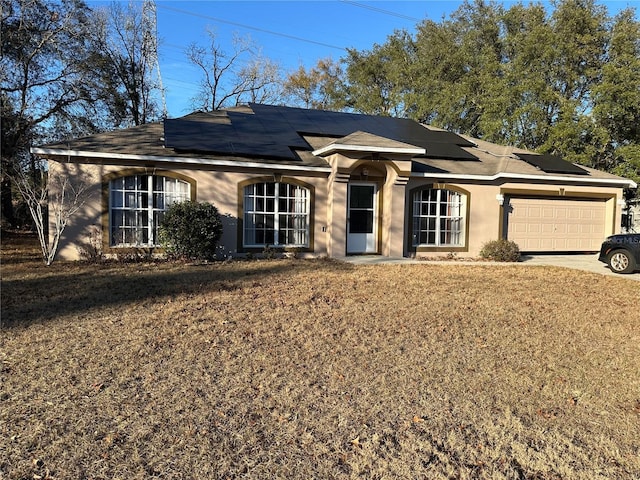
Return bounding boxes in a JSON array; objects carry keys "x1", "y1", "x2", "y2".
[{"x1": 1, "y1": 176, "x2": 15, "y2": 227}]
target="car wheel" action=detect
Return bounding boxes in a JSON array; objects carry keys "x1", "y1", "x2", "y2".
[{"x1": 607, "y1": 250, "x2": 636, "y2": 274}]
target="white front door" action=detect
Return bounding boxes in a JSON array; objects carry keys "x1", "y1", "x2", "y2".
[{"x1": 347, "y1": 183, "x2": 378, "y2": 254}]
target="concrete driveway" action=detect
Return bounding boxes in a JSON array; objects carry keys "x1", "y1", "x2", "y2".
[
  {"x1": 520, "y1": 254, "x2": 640, "y2": 280},
  {"x1": 342, "y1": 254, "x2": 640, "y2": 281}
]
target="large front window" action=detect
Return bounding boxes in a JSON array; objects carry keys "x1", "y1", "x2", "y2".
[
  {"x1": 110, "y1": 175, "x2": 190, "y2": 246},
  {"x1": 412, "y1": 188, "x2": 465, "y2": 247},
  {"x1": 244, "y1": 182, "x2": 309, "y2": 247}
]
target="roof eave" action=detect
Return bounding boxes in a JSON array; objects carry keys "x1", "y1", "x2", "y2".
[
  {"x1": 312, "y1": 144, "x2": 426, "y2": 156},
  {"x1": 30, "y1": 147, "x2": 637, "y2": 188},
  {"x1": 412, "y1": 170, "x2": 637, "y2": 188},
  {"x1": 30, "y1": 147, "x2": 332, "y2": 173}
]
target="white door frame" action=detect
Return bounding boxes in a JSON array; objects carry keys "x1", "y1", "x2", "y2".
[{"x1": 347, "y1": 182, "x2": 379, "y2": 254}]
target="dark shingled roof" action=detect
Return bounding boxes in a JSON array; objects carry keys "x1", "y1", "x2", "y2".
[{"x1": 37, "y1": 104, "x2": 640, "y2": 187}]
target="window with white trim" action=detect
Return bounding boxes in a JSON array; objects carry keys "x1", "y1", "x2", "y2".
[
  {"x1": 412, "y1": 188, "x2": 465, "y2": 247},
  {"x1": 110, "y1": 174, "x2": 190, "y2": 246},
  {"x1": 243, "y1": 182, "x2": 310, "y2": 247}
]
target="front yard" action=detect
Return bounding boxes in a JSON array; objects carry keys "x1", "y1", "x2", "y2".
[{"x1": 1, "y1": 233, "x2": 639, "y2": 479}]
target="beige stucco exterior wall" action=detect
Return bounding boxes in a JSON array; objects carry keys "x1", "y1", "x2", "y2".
[
  {"x1": 49, "y1": 157, "x2": 627, "y2": 262},
  {"x1": 49, "y1": 160, "x2": 329, "y2": 261},
  {"x1": 380, "y1": 163, "x2": 411, "y2": 257},
  {"x1": 47, "y1": 161, "x2": 105, "y2": 262},
  {"x1": 406, "y1": 179, "x2": 625, "y2": 258},
  {"x1": 325, "y1": 168, "x2": 349, "y2": 257},
  {"x1": 323, "y1": 154, "x2": 413, "y2": 257}
]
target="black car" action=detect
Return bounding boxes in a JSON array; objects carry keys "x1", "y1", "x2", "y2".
[{"x1": 598, "y1": 234, "x2": 640, "y2": 274}]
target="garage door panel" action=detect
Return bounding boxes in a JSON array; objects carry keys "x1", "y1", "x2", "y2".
[
  {"x1": 506, "y1": 197, "x2": 607, "y2": 252},
  {"x1": 542, "y1": 208, "x2": 555, "y2": 218},
  {"x1": 527, "y1": 207, "x2": 541, "y2": 218},
  {"x1": 565, "y1": 238, "x2": 579, "y2": 249},
  {"x1": 540, "y1": 239, "x2": 555, "y2": 249}
]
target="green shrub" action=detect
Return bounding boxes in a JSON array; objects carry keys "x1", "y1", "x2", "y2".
[
  {"x1": 479, "y1": 239, "x2": 521, "y2": 262},
  {"x1": 159, "y1": 201, "x2": 223, "y2": 261}
]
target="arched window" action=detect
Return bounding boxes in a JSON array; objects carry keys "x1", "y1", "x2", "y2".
[
  {"x1": 243, "y1": 182, "x2": 310, "y2": 247},
  {"x1": 412, "y1": 188, "x2": 466, "y2": 247},
  {"x1": 110, "y1": 174, "x2": 190, "y2": 246}
]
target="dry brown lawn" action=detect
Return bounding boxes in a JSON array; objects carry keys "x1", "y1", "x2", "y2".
[{"x1": 1, "y1": 232, "x2": 639, "y2": 479}]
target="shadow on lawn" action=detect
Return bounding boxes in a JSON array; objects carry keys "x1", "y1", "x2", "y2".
[{"x1": 0, "y1": 260, "x2": 316, "y2": 328}]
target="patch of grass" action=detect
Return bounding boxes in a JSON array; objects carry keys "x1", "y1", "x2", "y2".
[
  {"x1": 1, "y1": 230, "x2": 42, "y2": 264},
  {"x1": 1, "y1": 233, "x2": 639, "y2": 479}
]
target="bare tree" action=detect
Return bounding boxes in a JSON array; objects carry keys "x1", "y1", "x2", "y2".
[
  {"x1": 238, "y1": 55, "x2": 284, "y2": 105},
  {"x1": 187, "y1": 30, "x2": 284, "y2": 111},
  {"x1": 11, "y1": 157, "x2": 91, "y2": 265},
  {"x1": 93, "y1": 0, "x2": 164, "y2": 127}
]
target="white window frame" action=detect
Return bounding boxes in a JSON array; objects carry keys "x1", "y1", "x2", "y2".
[
  {"x1": 412, "y1": 188, "x2": 466, "y2": 247},
  {"x1": 109, "y1": 174, "x2": 190, "y2": 247},
  {"x1": 243, "y1": 182, "x2": 310, "y2": 248}
]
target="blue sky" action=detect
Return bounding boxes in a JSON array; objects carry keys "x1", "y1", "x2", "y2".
[
  {"x1": 87, "y1": 1, "x2": 639, "y2": 118},
  {"x1": 154, "y1": 0, "x2": 461, "y2": 116}
]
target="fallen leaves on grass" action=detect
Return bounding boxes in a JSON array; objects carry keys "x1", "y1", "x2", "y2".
[{"x1": 1, "y1": 236, "x2": 639, "y2": 479}]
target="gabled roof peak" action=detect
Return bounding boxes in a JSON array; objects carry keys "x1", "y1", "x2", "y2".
[{"x1": 313, "y1": 131, "x2": 426, "y2": 156}]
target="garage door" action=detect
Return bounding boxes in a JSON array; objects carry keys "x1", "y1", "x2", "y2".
[{"x1": 506, "y1": 197, "x2": 607, "y2": 252}]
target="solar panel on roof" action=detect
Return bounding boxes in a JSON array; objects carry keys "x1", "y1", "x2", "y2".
[
  {"x1": 164, "y1": 103, "x2": 481, "y2": 161},
  {"x1": 230, "y1": 142, "x2": 297, "y2": 159},
  {"x1": 165, "y1": 114, "x2": 305, "y2": 160},
  {"x1": 516, "y1": 153, "x2": 590, "y2": 175},
  {"x1": 425, "y1": 131, "x2": 476, "y2": 147},
  {"x1": 411, "y1": 160, "x2": 450, "y2": 174},
  {"x1": 424, "y1": 142, "x2": 478, "y2": 160},
  {"x1": 163, "y1": 118, "x2": 235, "y2": 152}
]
